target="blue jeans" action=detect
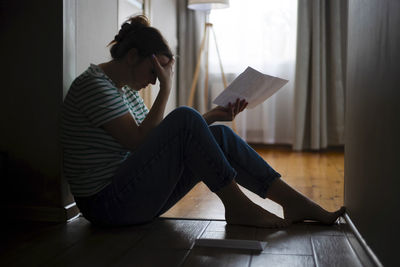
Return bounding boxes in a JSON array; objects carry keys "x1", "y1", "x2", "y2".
[{"x1": 75, "y1": 107, "x2": 281, "y2": 226}]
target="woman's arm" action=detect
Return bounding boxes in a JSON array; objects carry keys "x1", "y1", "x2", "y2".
[
  {"x1": 203, "y1": 98, "x2": 248, "y2": 125},
  {"x1": 102, "y1": 56, "x2": 175, "y2": 150}
]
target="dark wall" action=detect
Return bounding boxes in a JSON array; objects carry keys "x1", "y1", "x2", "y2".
[
  {"x1": 0, "y1": 0, "x2": 74, "y2": 212},
  {"x1": 345, "y1": 0, "x2": 400, "y2": 265}
]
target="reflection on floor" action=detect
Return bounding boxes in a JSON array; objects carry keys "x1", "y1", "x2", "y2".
[{"x1": 0, "y1": 217, "x2": 374, "y2": 266}]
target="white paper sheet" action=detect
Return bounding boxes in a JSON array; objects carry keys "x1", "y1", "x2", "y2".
[{"x1": 213, "y1": 67, "x2": 289, "y2": 109}]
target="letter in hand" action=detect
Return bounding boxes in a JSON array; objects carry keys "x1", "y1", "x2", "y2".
[{"x1": 210, "y1": 98, "x2": 248, "y2": 122}]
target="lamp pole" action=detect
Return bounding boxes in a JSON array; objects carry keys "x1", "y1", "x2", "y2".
[{"x1": 187, "y1": 0, "x2": 236, "y2": 131}]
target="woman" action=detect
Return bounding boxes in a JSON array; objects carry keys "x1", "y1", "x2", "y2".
[{"x1": 62, "y1": 15, "x2": 344, "y2": 227}]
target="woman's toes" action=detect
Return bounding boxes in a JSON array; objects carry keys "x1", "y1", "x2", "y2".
[
  {"x1": 324, "y1": 206, "x2": 346, "y2": 224},
  {"x1": 330, "y1": 206, "x2": 346, "y2": 223},
  {"x1": 284, "y1": 204, "x2": 346, "y2": 225}
]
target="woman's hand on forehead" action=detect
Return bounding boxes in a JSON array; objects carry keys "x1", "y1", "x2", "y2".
[
  {"x1": 152, "y1": 54, "x2": 175, "y2": 91},
  {"x1": 156, "y1": 54, "x2": 172, "y2": 66}
]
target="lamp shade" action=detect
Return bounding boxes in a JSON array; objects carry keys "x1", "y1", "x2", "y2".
[{"x1": 188, "y1": 0, "x2": 229, "y2": 10}]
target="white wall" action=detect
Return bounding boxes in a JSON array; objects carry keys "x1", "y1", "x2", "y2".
[
  {"x1": 64, "y1": 0, "x2": 178, "y2": 113},
  {"x1": 63, "y1": 0, "x2": 118, "y2": 95},
  {"x1": 118, "y1": 0, "x2": 143, "y2": 26},
  {"x1": 63, "y1": 0, "x2": 76, "y2": 99},
  {"x1": 150, "y1": 0, "x2": 178, "y2": 114},
  {"x1": 76, "y1": 0, "x2": 118, "y2": 74}
]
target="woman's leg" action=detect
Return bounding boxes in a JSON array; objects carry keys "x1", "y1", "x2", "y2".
[
  {"x1": 209, "y1": 124, "x2": 345, "y2": 224},
  {"x1": 98, "y1": 107, "x2": 288, "y2": 227},
  {"x1": 158, "y1": 169, "x2": 289, "y2": 229},
  {"x1": 209, "y1": 125, "x2": 282, "y2": 198},
  {"x1": 215, "y1": 180, "x2": 290, "y2": 228}
]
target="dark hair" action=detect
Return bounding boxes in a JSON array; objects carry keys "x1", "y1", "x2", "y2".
[{"x1": 108, "y1": 15, "x2": 173, "y2": 60}]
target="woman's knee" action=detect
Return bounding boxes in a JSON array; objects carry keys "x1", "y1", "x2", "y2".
[
  {"x1": 210, "y1": 124, "x2": 233, "y2": 136},
  {"x1": 172, "y1": 106, "x2": 200, "y2": 116},
  {"x1": 167, "y1": 106, "x2": 204, "y2": 123}
]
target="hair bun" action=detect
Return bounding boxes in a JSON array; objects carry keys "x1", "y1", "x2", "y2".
[
  {"x1": 108, "y1": 14, "x2": 172, "y2": 60},
  {"x1": 128, "y1": 15, "x2": 150, "y2": 29},
  {"x1": 113, "y1": 15, "x2": 150, "y2": 43}
]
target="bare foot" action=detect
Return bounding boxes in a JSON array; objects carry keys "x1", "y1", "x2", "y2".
[
  {"x1": 284, "y1": 201, "x2": 346, "y2": 224},
  {"x1": 225, "y1": 202, "x2": 291, "y2": 228},
  {"x1": 216, "y1": 181, "x2": 291, "y2": 228},
  {"x1": 266, "y1": 178, "x2": 345, "y2": 225}
]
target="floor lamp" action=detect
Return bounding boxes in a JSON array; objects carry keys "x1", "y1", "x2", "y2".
[{"x1": 187, "y1": 0, "x2": 237, "y2": 131}]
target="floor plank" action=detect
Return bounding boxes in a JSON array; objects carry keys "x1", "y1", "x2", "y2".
[
  {"x1": 311, "y1": 235, "x2": 363, "y2": 267},
  {"x1": 133, "y1": 219, "x2": 210, "y2": 250},
  {"x1": 0, "y1": 220, "x2": 59, "y2": 256},
  {"x1": 251, "y1": 254, "x2": 315, "y2": 267},
  {"x1": 1, "y1": 217, "x2": 371, "y2": 267},
  {"x1": 46, "y1": 222, "x2": 149, "y2": 267},
  {"x1": 0, "y1": 218, "x2": 93, "y2": 266},
  {"x1": 44, "y1": 219, "x2": 208, "y2": 266},
  {"x1": 182, "y1": 247, "x2": 252, "y2": 267},
  {"x1": 113, "y1": 248, "x2": 189, "y2": 267},
  {"x1": 307, "y1": 221, "x2": 346, "y2": 236},
  {"x1": 345, "y1": 235, "x2": 376, "y2": 267},
  {"x1": 256, "y1": 224, "x2": 313, "y2": 256}
]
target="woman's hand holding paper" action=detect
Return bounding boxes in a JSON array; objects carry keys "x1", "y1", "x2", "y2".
[{"x1": 203, "y1": 98, "x2": 248, "y2": 125}]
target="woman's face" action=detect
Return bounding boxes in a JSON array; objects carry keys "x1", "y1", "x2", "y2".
[{"x1": 129, "y1": 54, "x2": 170, "y2": 91}]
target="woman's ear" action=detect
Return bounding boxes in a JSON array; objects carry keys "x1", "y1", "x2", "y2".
[{"x1": 126, "y1": 48, "x2": 139, "y2": 66}]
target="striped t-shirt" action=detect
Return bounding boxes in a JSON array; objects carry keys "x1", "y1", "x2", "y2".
[{"x1": 62, "y1": 64, "x2": 149, "y2": 197}]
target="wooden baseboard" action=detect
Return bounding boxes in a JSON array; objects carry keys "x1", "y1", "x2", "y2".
[
  {"x1": 343, "y1": 213, "x2": 383, "y2": 267},
  {"x1": 1, "y1": 202, "x2": 80, "y2": 222}
]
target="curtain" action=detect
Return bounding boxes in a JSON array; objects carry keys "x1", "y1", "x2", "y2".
[
  {"x1": 177, "y1": 0, "x2": 207, "y2": 112},
  {"x1": 208, "y1": 0, "x2": 298, "y2": 144},
  {"x1": 293, "y1": 0, "x2": 347, "y2": 150}
]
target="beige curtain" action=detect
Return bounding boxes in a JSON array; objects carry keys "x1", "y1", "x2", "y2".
[
  {"x1": 177, "y1": 0, "x2": 206, "y2": 110},
  {"x1": 293, "y1": 0, "x2": 347, "y2": 150}
]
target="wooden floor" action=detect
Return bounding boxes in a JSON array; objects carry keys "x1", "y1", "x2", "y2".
[
  {"x1": 0, "y1": 147, "x2": 375, "y2": 266},
  {"x1": 163, "y1": 145, "x2": 344, "y2": 219},
  {"x1": 0, "y1": 217, "x2": 374, "y2": 266}
]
